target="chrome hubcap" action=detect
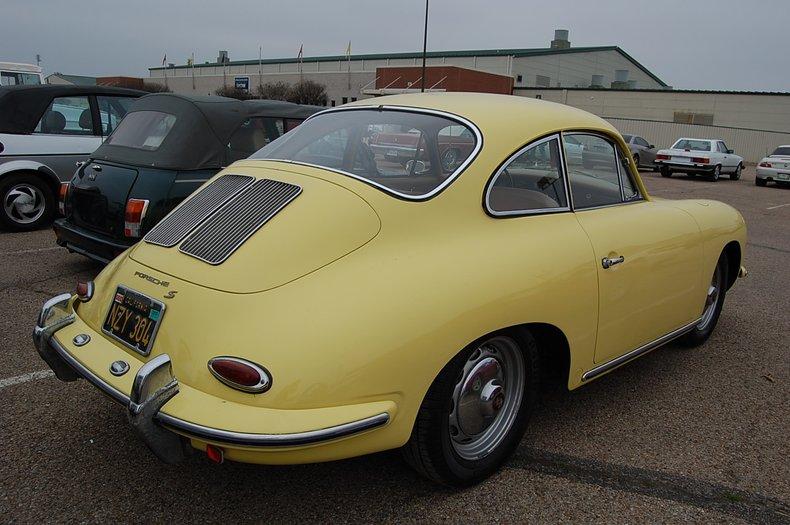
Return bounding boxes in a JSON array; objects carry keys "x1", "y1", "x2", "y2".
[
  {"x1": 697, "y1": 265, "x2": 722, "y2": 330},
  {"x1": 449, "y1": 336, "x2": 525, "y2": 460},
  {"x1": 4, "y1": 183, "x2": 45, "y2": 224}
]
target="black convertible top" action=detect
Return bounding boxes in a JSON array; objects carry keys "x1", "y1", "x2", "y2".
[
  {"x1": 0, "y1": 85, "x2": 145, "y2": 133},
  {"x1": 91, "y1": 94, "x2": 321, "y2": 170}
]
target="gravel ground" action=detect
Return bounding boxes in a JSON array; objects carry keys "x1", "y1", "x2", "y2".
[{"x1": 0, "y1": 167, "x2": 787, "y2": 523}]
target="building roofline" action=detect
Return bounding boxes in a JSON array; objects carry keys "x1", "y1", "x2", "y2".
[
  {"x1": 513, "y1": 86, "x2": 790, "y2": 96},
  {"x1": 149, "y1": 45, "x2": 667, "y2": 86}
]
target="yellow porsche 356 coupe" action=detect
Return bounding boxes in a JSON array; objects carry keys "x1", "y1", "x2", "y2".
[{"x1": 34, "y1": 93, "x2": 746, "y2": 486}]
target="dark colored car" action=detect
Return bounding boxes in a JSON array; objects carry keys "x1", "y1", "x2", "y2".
[
  {"x1": 0, "y1": 85, "x2": 144, "y2": 230},
  {"x1": 54, "y1": 94, "x2": 319, "y2": 262}
]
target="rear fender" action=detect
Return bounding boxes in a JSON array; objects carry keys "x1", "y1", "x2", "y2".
[{"x1": 0, "y1": 159, "x2": 61, "y2": 192}]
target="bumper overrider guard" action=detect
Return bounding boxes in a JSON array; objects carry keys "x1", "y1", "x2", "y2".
[{"x1": 33, "y1": 293, "x2": 390, "y2": 464}]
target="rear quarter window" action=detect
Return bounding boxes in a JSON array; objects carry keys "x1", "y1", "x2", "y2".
[{"x1": 105, "y1": 111, "x2": 176, "y2": 151}]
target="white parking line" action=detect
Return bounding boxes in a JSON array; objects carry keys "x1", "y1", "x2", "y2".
[
  {"x1": 766, "y1": 203, "x2": 790, "y2": 210},
  {"x1": 0, "y1": 369, "x2": 54, "y2": 390},
  {"x1": 0, "y1": 246, "x2": 61, "y2": 256}
]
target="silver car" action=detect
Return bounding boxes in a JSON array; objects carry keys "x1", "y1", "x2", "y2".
[
  {"x1": 0, "y1": 85, "x2": 142, "y2": 231},
  {"x1": 621, "y1": 134, "x2": 658, "y2": 170},
  {"x1": 756, "y1": 145, "x2": 790, "y2": 187}
]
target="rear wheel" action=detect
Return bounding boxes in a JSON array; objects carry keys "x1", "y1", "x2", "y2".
[
  {"x1": 679, "y1": 254, "x2": 728, "y2": 347},
  {"x1": 709, "y1": 164, "x2": 721, "y2": 182},
  {"x1": 730, "y1": 163, "x2": 742, "y2": 180},
  {"x1": 755, "y1": 177, "x2": 767, "y2": 187},
  {"x1": 0, "y1": 173, "x2": 55, "y2": 232},
  {"x1": 660, "y1": 166, "x2": 672, "y2": 178},
  {"x1": 402, "y1": 331, "x2": 539, "y2": 486}
]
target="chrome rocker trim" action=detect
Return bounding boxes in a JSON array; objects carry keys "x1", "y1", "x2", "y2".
[
  {"x1": 33, "y1": 294, "x2": 391, "y2": 460},
  {"x1": 581, "y1": 317, "x2": 702, "y2": 381}
]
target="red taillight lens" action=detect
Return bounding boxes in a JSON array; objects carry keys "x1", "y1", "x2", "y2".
[
  {"x1": 124, "y1": 198, "x2": 149, "y2": 238},
  {"x1": 656, "y1": 154, "x2": 669, "y2": 160},
  {"x1": 58, "y1": 182, "x2": 70, "y2": 216},
  {"x1": 76, "y1": 280, "x2": 94, "y2": 302},
  {"x1": 208, "y1": 357, "x2": 271, "y2": 393},
  {"x1": 691, "y1": 157, "x2": 710, "y2": 164},
  {"x1": 759, "y1": 162, "x2": 772, "y2": 168},
  {"x1": 205, "y1": 444, "x2": 224, "y2": 464}
]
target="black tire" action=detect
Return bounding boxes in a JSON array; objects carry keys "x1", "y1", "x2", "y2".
[
  {"x1": 0, "y1": 172, "x2": 56, "y2": 232},
  {"x1": 632, "y1": 154, "x2": 640, "y2": 169},
  {"x1": 660, "y1": 166, "x2": 672, "y2": 178},
  {"x1": 402, "y1": 330, "x2": 539, "y2": 486},
  {"x1": 679, "y1": 253, "x2": 728, "y2": 348},
  {"x1": 755, "y1": 177, "x2": 767, "y2": 187},
  {"x1": 709, "y1": 164, "x2": 721, "y2": 182},
  {"x1": 730, "y1": 163, "x2": 742, "y2": 180}
]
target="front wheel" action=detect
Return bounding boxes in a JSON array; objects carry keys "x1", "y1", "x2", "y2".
[
  {"x1": 660, "y1": 166, "x2": 672, "y2": 178},
  {"x1": 0, "y1": 173, "x2": 55, "y2": 231},
  {"x1": 679, "y1": 254, "x2": 728, "y2": 347},
  {"x1": 730, "y1": 163, "x2": 742, "y2": 180},
  {"x1": 755, "y1": 177, "x2": 767, "y2": 187},
  {"x1": 402, "y1": 332, "x2": 539, "y2": 486}
]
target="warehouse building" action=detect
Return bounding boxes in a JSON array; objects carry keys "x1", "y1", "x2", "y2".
[{"x1": 148, "y1": 30, "x2": 668, "y2": 104}]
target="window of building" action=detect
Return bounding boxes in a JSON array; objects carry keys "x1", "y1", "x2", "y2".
[
  {"x1": 342, "y1": 97, "x2": 348, "y2": 104},
  {"x1": 673, "y1": 111, "x2": 714, "y2": 126},
  {"x1": 35, "y1": 96, "x2": 93, "y2": 135},
  {"x1": 536, "y1": 75, "x2": 551, "y2": 88},
  {"x1": 331, "y1": 100, "x2": 336, "y2": 107},
  {"x1": 486, "y1": 136, "x2": 568, "y2": 215},
  {"x1": 516, "y1": 74, "x2": 523, "y2": 83}
]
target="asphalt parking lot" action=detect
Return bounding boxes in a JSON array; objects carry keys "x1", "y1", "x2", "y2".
[{"x1": 0, "y1": 167, "x2": 787, "y2": 523}]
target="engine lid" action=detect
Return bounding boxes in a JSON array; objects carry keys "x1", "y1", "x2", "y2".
[{"x1": 130, "y1": 165, "x2": 381, "y2": 293}]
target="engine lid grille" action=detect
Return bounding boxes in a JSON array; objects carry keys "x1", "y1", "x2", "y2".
[
  {"x1": 179, "y1": 179, "x2": 301, "y2": 265},
  {"x1": 144, "y1": 174, "x2": 254, "y2": 247}
]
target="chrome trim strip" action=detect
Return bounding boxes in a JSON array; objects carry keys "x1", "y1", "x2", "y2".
[
  {"x1": 157, "y1": 412, "x2": 391, "y2": 447},
  {"x1": 581, "y1": 317, "x2": 702, "y2": 382},
  {"x1": 44, "y1": 337, "x2": 389, "y2": 447},
  {"x1": 484, "y1": 133, "x2": 571, "y2": 217},
  {"x1": 257, "y1": 104, "x2": 484, "y2": 201}
]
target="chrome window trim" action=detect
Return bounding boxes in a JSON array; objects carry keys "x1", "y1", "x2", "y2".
[
  {"x1": 43, "y1": 334, "x2": 390, "y2": 447},
  {"x1": 582, "y1": 316, "x2": 702, "y2": 381},
  {"x1": 484, "y1": 133, "x2": 571, "y2": 218},
  {"x1": 256, "y1": 104, "x2": 483, "y2": 201}
]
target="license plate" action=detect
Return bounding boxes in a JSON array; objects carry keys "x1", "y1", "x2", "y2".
[
  {"x1": 102, "y1": 286, "x2": 165, "y2": 356},
  {"x1": 672, "y1": 156, "x2": 691, "y2": 163},
  {"x1": 386, "y1": 149, "x2": 399, "y2": 158}
]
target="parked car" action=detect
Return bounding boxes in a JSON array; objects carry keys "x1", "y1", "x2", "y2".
[
  {"x1": 54, "y1": 94, "x2": 319, "y2": 263},
  {"x1": 755, "y1": 145, "x2": 790, "y2": 187},
  {"x1": 368, "y1": 124, "x2": 476, "y2": 173},
  {"x1": 33, "y1": 93, "x2": 746, "y2": 486},
  {"x1": 621, "y1": 134, "x2": 659, "y2": 170},
  {"x1": 0, "y1": 85, "x2": 144, "y2": 230},
  {"x1": 655, "y1": 138, "x2": 744, "y2": 181}
]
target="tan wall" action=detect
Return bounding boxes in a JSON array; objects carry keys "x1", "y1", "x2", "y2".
[{"x1": 513, "y1": 50, "x2": 660, "y2": 89}]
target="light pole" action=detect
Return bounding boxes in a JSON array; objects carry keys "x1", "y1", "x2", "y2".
[{"x1": 421, "y1": 0, "x2": 429, "y2": 92}]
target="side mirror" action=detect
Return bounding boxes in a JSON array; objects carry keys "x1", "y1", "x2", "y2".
[
  {"x1": 727, "y1": 149, "x2": 734, "y2": 154},
  {"x1": 649, "y1": 145, "x2": 655, "y2": 149}
]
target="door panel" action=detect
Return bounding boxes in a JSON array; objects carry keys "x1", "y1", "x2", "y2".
[{"x1": 575, "y1": 201, "x2": 703, "y2": 364}]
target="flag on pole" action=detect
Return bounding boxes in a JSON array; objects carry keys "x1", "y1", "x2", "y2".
[
  {"x1": 346, "y1": 41, "x2": 352, "y2": 57},
  {"x1": 162, "y1": 53, "x2": 167, "y2": 66},
  {"x1": 297, "y1": 44, "x2": 303, "y2": 60}
]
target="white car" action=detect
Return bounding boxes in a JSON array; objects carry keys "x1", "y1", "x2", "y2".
[
  {"x1": 655, "y1": 138, "x2": 744, "y2": 182},
  {"x1": 756, "y1": 145, "x2": 790, "y2": 187},
  {"x1": 0, "y1": 85, "x2": 141, "y2": 230}
]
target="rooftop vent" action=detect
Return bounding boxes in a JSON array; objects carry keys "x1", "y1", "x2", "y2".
[
  {"x1": 217, "y1": 50, "x2": 230, "y2": 64},
  {"x1": 550, "y1": 29, "x2": 571, "y2": 50}
]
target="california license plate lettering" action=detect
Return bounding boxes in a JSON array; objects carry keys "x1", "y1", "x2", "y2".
[{"x1": 102, "y1": 286, "x2": 165, "y2": 356}]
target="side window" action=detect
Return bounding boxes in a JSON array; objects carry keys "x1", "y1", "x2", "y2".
[
  {"x1": 97, "y1": 96, "x2": 136, "y2": 136},
  {"x1": 34, "y1": 96, "x2": 93, "y2": 135},
  {"x1": 719, "y1": 141, "x2": 730, "y2": 153},
  {"x1": 487, "y1": 136, "x2": 568, "y2": 214},
  {"x1": 563, "y1": 134, "x2": 622, "y2": 209},
  {"x1": 284, "y1": 118, "x2": 303, "y2": 132},
  {"x1": 635, "y1": 137, "x2": 650, "y2": 148},
  {"x1": 618, "y1": 149, "x2": 640, "y2": 201},
  {"x1": 227, "y1": 117, "x2": 285, "y2": 163}
]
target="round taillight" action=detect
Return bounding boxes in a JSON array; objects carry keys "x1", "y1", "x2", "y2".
[{"x1": 208, "y1": 357, "x2": 271, "y2": 393}]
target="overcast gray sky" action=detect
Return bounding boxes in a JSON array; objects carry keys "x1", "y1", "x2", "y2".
[{"x1": 3, "y1": 0, "x2": 788, "y2": 91}]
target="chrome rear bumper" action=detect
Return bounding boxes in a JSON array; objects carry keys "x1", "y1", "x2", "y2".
[{"x1": 33, "y1": 293, "x2": 390, "y2": 462}]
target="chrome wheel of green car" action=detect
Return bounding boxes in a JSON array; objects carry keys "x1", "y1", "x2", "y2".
[{"x1": 449, "y1": 336, "x2": 525, "y2": 461}]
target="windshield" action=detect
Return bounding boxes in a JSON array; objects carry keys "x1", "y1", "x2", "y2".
[
  {"x1": 105, "y1": 110, "x2": 176, "y2": 151},
  {"x1": 771, "y1": 146, "x2": 790, "y2": 156},
  {"x1": 251, "y1": 108, "x2": 480, "y2": 199},
  {"x1": 672, "y1": 139, "x2": 711, "y2": 151}
]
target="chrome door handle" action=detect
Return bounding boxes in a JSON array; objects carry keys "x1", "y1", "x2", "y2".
[
  {"x1": 91, "y1": 164, "x2": 102, "y2": 171},
  {"x1": 601, "y1": 255, "x2": 625, "y2": 269},
  {"x1": 75, "y1": 161, "x2": 84, "y2": 167}
]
